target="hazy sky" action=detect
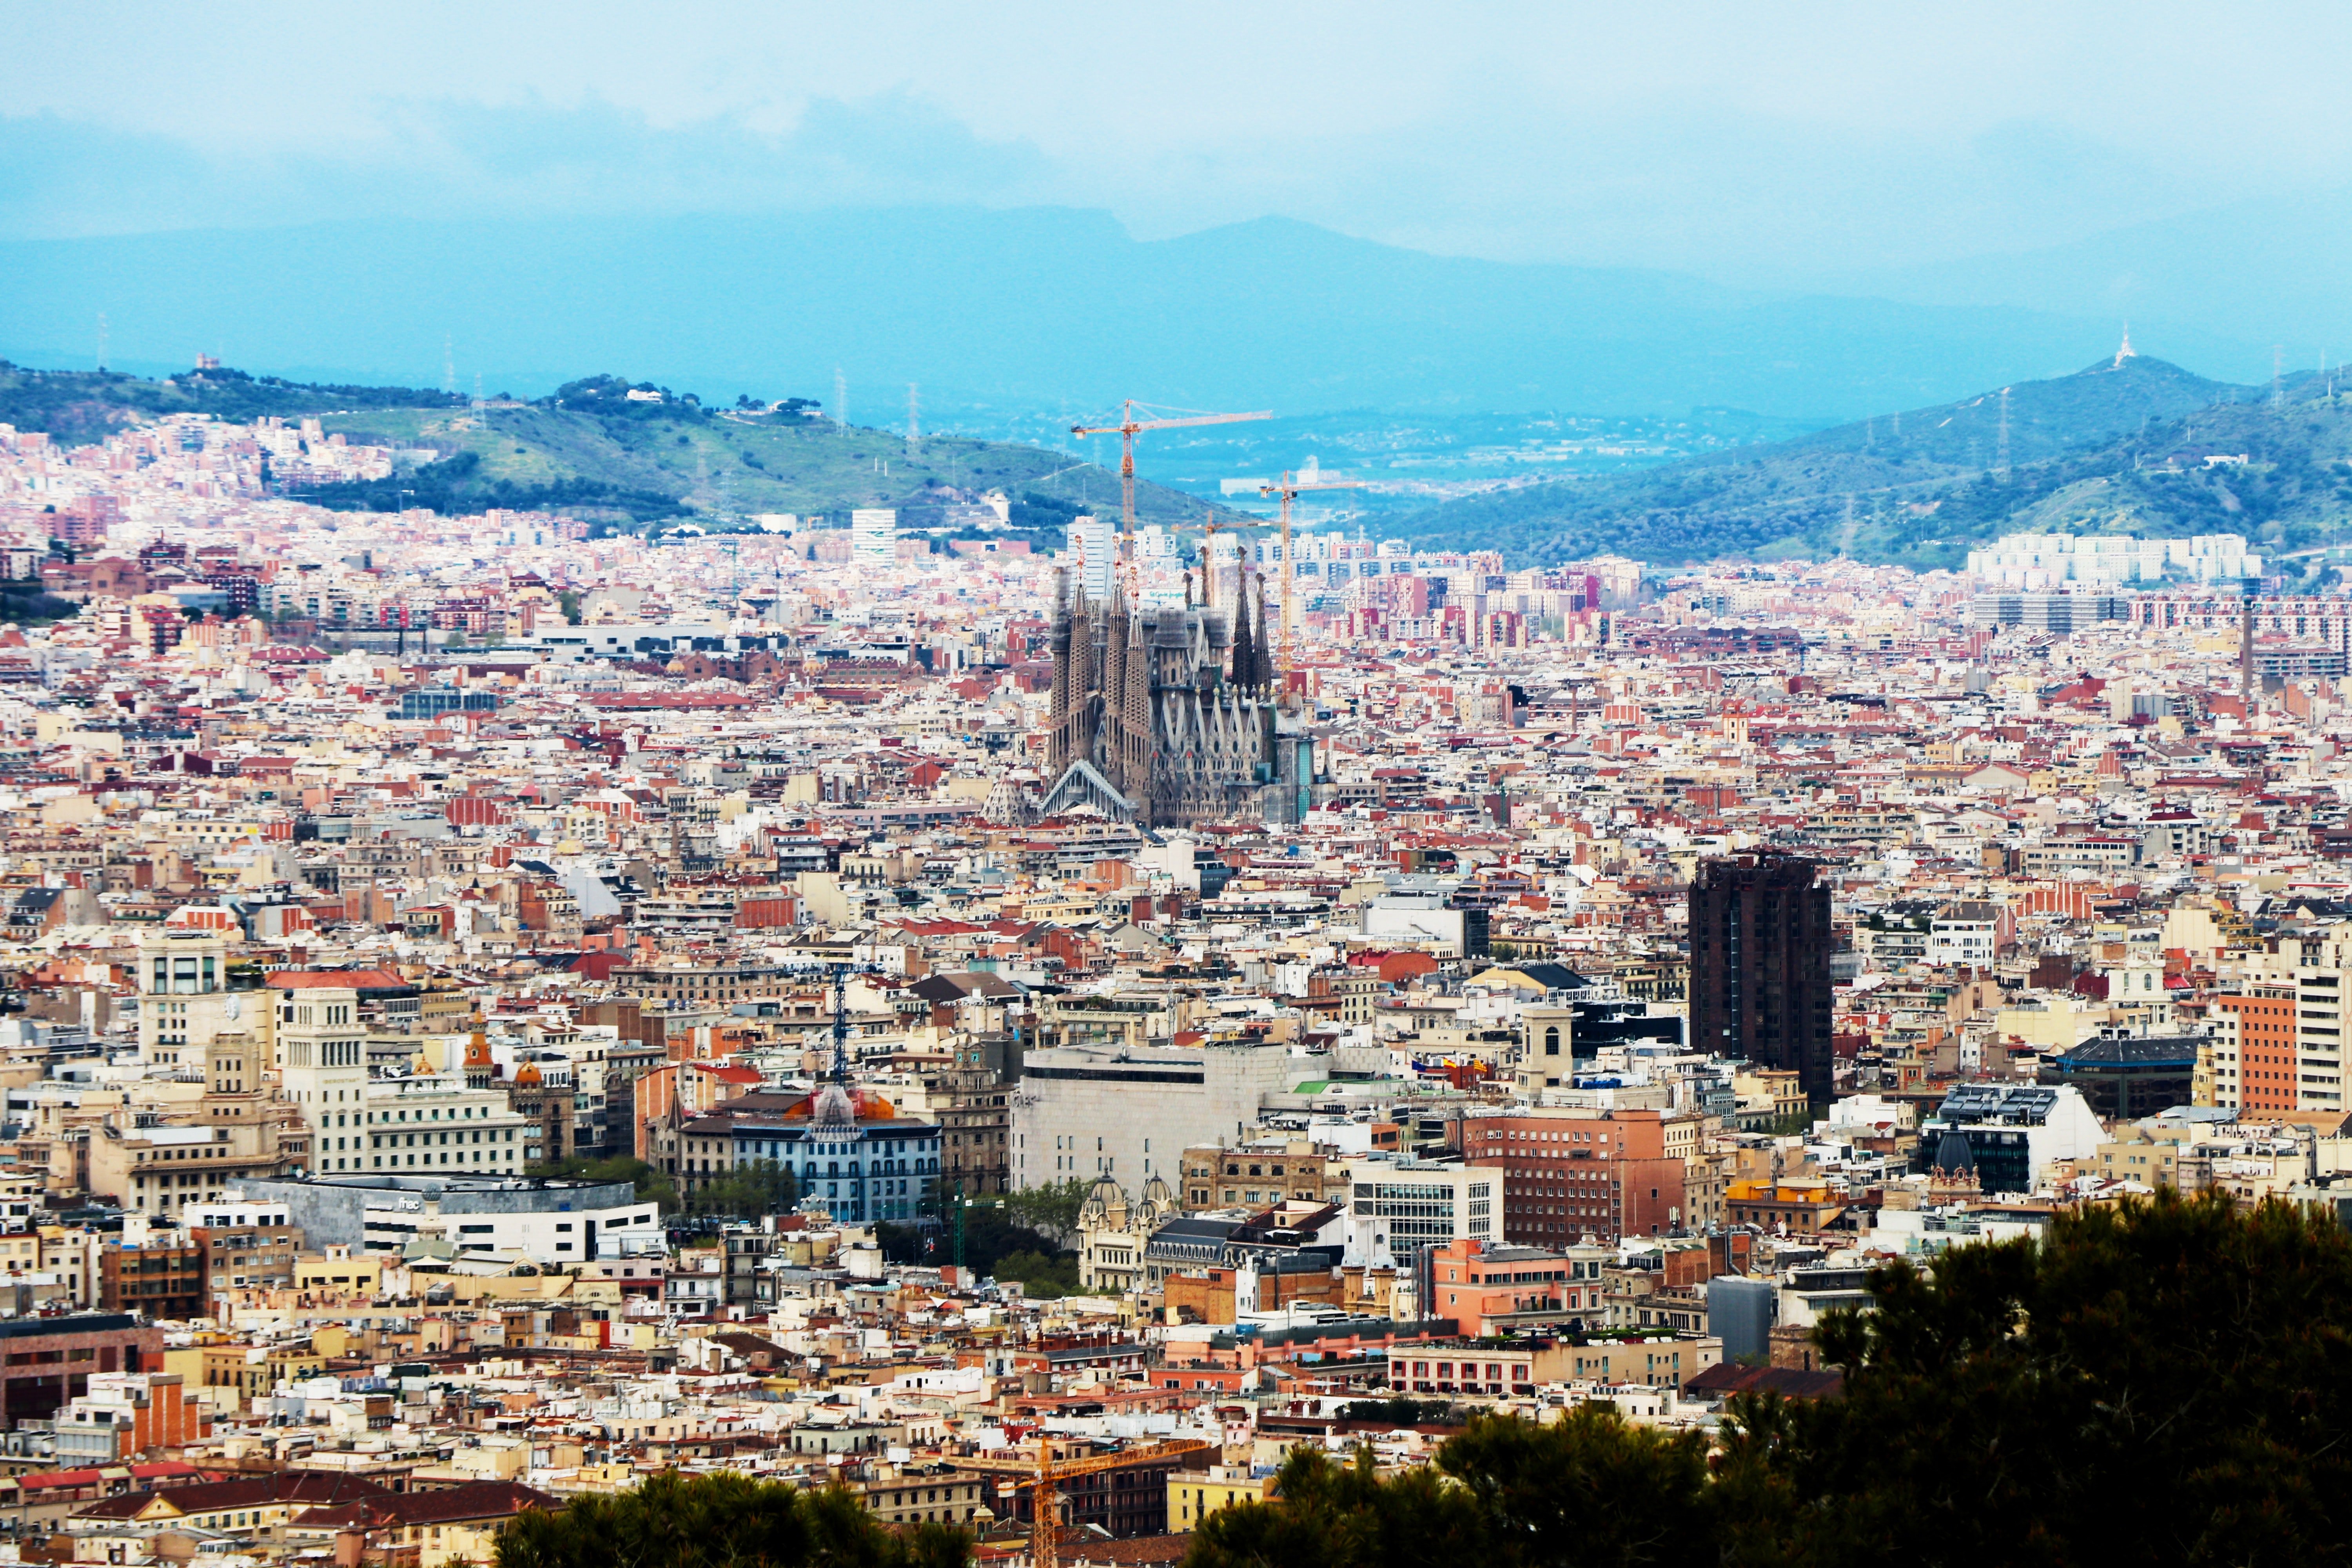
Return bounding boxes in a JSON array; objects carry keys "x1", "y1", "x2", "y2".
[{"x1": 6, "y1": 1, "x2": 2348, "y2": 283}]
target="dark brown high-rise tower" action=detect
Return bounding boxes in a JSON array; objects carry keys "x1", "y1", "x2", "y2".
[{"x1": 1688, "y1": 855, "x2": 1835, "y2": 1108}]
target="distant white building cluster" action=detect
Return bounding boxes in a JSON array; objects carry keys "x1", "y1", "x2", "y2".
[{"x1": 1965, "y1": 531, "x2": 2261, "y2": 588}]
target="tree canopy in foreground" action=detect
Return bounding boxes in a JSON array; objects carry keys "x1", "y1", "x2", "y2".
[
  {"x1": 1185, "y1": 1192, "x2": 2352, "y2": 1568},
  {"x1": 495, "y1": 1470, "x2": 971, "y2": 1568}
]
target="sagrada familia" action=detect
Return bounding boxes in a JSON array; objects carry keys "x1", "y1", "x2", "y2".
[{"x1": 1037, "y1": 564, "x2": 1310, "y2": 828}]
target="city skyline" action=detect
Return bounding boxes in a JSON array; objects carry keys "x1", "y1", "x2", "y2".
[{"x1": 0, "y1": 11, "x2": 2345, "y2": 1562}]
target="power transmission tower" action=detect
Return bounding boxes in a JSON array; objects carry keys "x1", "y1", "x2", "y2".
[{"x1": 2275, "y1": 345, "x2": 2285, "y2": 410}]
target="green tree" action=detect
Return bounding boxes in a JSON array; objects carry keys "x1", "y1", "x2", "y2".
[
  {"x1": 1185, "y1": 1194, "x2": 2352, "y2": 1568},
  {"x1": 1435, "y1": 1409, "x2": 1712, "y2": 1568},
  {"x1": 689, "y1": 1158, "x2": 798, "y2": 1220},
  {"x1": 877, "y1": 1203, "x2": 1073, "y2": 1282},
  {"x1": 495, "y1": 1469, "x2": 969, "y2": 1568},
  {"x1": 1336, "y1": 1397, "x2": 1461, "y2": 1428},
  {"x1": 558, "y1": 589, "x2": 583, "y2": 625},
  {"x1": 528, "y1": 1154, "x2": 679, "y2": 1212},
  {"x1": 1187, "y1": 1414, "x2": 1710, "y2": 1568},
  {"x1": 1714, "y1": 1189, "x2": 2352, "y2": 1567},
  {"x1": 989, "y1": 1247, "x2": 1082, "y2": 1299},
  {"x1": 1002, "y1": 1178, "x2": 1093, "y2": 1244},
  {"x1": 1181, "y1": 1445, "x2": 1483, "y2": 1568}
]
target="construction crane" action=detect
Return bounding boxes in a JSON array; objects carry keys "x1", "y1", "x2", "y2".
[
  {"x1": 962, "y1": 1437, "x2": 1212, "y2": 1568},
  {"x1": 1259, "y1": 470, "x2": 1365, "y2": 675},
  {"x1": 1071, "y1": 401, "x2": 1271, "y2": 543}
]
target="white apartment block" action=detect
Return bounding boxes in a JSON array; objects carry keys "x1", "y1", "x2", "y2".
[
  {"x1": 1339, "y1": 1156, "x2": 1497, "y2": 1253},
  {"x1": 2247, "y1": 931, "x2": 2352, "y2": 1115},
  {"x1": 1965, "y1": 530, "x2": 2259, "y2": 588}
]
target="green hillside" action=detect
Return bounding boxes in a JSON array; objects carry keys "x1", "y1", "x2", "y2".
[
  {"x1": 1386, "y1": 354, "x2": 2288, "y2": 567},
  {"x1": 0, "y1": 363, "x2": 1239, "y2": 533},
  {"x1": 0, "y1": 359, "x2": 459, "y2": 445}
]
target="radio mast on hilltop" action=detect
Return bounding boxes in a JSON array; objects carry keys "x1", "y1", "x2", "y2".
[
  {"x1": 96, "y1": 314, "x2": 107, "y2": 374},
  {"x1": 835, "y1": 367, "x2": 848, "y2": 430},
  {"x1": 443, "y1": 336, "x2": 456, "y2": 396}
]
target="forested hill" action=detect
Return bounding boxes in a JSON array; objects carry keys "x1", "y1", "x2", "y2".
[
  {"x1": 0, "y1": 362, "x2": 1237, "y2": 531},
  {"x1": 1383, "y1": 353, "x2": 2294, "y2": 567},
  {"x1": 0, "y1": 359, "x2": 460, "y2": 445}
]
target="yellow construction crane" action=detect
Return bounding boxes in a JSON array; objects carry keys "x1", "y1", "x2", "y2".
[
  {"x1": 1259, "y1": 470, "x2": 1365, "y2": 675},
  {"x1": 961, "y1": 1437, "x2": 1213, "y2": 1568},
  {"x1": 1071, "y1": 401, "x2": 1271, "y2": 542}
]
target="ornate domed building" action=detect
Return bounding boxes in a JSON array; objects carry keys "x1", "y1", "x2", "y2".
[
  {"x1": 726, "y1": 1079, "x2": 942, "y2": 1225},
  {"x1": 1076, "y1": 1173, "x2": 1176, "y2": 1295}
]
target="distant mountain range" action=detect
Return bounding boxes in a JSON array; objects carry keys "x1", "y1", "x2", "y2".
[
  {"x1": 0, "y1": 207, "x2": 2268, "y2": 427},
  {"x1": 1385, "y1": 352, "x2": 2352, "y2": 567}
]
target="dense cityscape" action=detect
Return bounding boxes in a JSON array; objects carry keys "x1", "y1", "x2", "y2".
[
  {"x1": 8, "y1": 4, "x2": 2352, "y2": 1561},
  {"x1": 0, "y1": 372, "x2": 2339, "y2": 1561}
]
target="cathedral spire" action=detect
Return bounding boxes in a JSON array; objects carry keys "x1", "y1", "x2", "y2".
[
  {"x1": 1229, "y1": 578, "x2": 1256, "y2": 690},
  {"x1": 1249, "y1": 572, "x2": 1273, "y2": 690},
  {"x1": 1123, "y1": 602, "x2": 1150, "y2": 805}
]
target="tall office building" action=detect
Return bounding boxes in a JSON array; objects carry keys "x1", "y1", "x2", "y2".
[
  {"x1": 274, "y1": 982, "x2": 368, "y2": 1171},
  {"x1": 1688, "y1": 856, "x2": 1835, "y2": 1107},
  {"x1": 1067, "y1": 514, "x2": 1115, "y2": 602}
]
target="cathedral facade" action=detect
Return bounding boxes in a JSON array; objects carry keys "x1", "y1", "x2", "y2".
[{"x1": 1038, "y1": 568, "x2": 1310, "y2": 828}]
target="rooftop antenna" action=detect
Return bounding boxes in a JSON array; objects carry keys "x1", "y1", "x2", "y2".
[
  {"x1": 96, "y1": 313, "x2": 107, "y2": 374},
  {"x1": 835, "y1": 367, "x2": 848, "y2": 432},
  {"x1": 443, "y1": 336, "x2": 456, "y2": 396}
]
